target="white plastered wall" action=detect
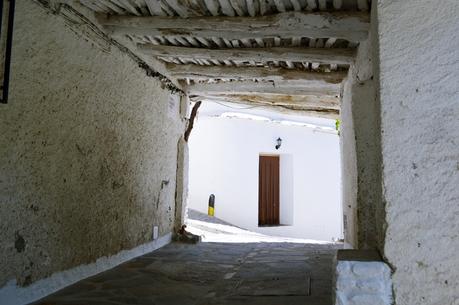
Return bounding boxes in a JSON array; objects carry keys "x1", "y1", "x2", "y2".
[
  {"x1": 0, "y1": 0, "x2": 185, "y2": 301},
  {"x1": 188, "y1": 115, "x2": 342, "y2": 241},
  {"x1": 376, "y1": 0, "x2": 459, "y2": 304}
]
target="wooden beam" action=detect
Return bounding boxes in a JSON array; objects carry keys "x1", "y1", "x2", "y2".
[
  {"x1": 97, "y1": 11, "x2": 369, "y2": 42},
  {"x1": 139, "y1": 45, "x2": 355, "y2": 65},
  {"x1": 190, "y1": 93, "x2": 340, "y2": 109},
  {"x1": 165, "y1": 63, "x2": 347, "y2": 83},
  {"x1": 189, "y1": 94, "x2": 340, "y2": 119},
  {"x1": 184, "y1": 80, "x2": 341, "y2": 96},
  {"x1": 184, "y1": 101, "x2": 202, "y2": 142}
]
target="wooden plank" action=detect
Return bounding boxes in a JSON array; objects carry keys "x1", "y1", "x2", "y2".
[
  {"x1": 290, "y1": 0, "x2": 302, "y2": 11},
  {"x1": 218, "y1": 0, "x2": 236, "y2": 16},
  {"x1": 246, "y1": 0, "x2": 258, "y2": 16},
  {"x1": 165, "y1": 63, "x2": 347, "y2": 83},
  {"x1": 159, "y1": 0, "x2": 175, "y2": 15},
  {"x1": 165, "y1": 0, "x2": 198, "y2": 17},
  {"x1": 145, "y1": 0, "x2": 167, "y2": 15},
  {"x1": 98, "y1": 11, "x2": 370, "y2": 41},
  {"x1": 189, "y1": 93, "x2": 340, "y2": 109},
  {"x1": 325, "y1": 37, "x2": 337, "y2": 48},
  {"x1": 259, "y1": 0, "x2": 268, "y2": 15},
  {"x1": 333, "y1": 0, "x2": 343, "y2": 9},
  {"x1": 306, "y1": 0, "x2": 317, "y2": 10},
  {"x1": 138, "y1": 44, "x2": 355, "y2": 65},
  {"x1": 273, "y1": 0, "x2": 286, "y2": 12},
  {"x1": 259, "y1": 156, "x2": 266, "y2": 225},
  {"x1": 133, "y1": 0, "x2": 150, "y2": 15},
  {"x1": 186, "y1": 81, "x2": 341, "y2": 96},
  {"x1": 259, "y1": 156, "x2": 280, "y2": 226},
  {"x1": 273, "y1": 156, "x2": 279, "y2": 225},
  {"x1": 325, "y1": 38, "x2": 338, "y2": 70},
  {"x1": 99, "y1": 0, "x2": 125, "y2": 14},
  {"x1": 229, "y1": 0, "x2": 248, "y2": 16},
  {"x1": 110, "y1": 0, "x2": 140, "y2": 15},
  {"x1": 259, "y1": 155, "x2": 265, "y2": 225},
  {"x1": 204, "y1": 0, "x2": 220, "y2": 15},
  {"x1": 184, "y1": 80, "x2": 341, "y2": 96},
  {"x1": 318, "y1": 0, "x2": 327, "y2": 10},
  {"x1": 80, "y1": 0, "x2": 109, "y2": 13},
  {"x1": 191, "y1": 95, "x2": 340, "y2": 119}
]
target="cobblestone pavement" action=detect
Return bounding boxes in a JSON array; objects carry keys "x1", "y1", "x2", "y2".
[{"x1": 34, "y1": 212, "x2": 340, "y2": 305}]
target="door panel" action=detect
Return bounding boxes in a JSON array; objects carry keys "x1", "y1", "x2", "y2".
[{"x1": 259, "y1": 155, "x2": 280, "y2": 226}]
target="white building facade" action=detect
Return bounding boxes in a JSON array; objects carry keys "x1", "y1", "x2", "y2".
[{"x1": 188, "y1": 104, "x2": 343, "y2": 241}]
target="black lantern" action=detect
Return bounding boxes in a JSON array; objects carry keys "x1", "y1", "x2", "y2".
[{"x1": 275, "y1": 137, "x2": 282, "y2": 150}]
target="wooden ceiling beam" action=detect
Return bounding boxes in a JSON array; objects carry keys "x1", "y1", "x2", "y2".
[
  {"x1": 189, "y1": 93, "x2": 340, "y2": 109},
  {"x1": 165, "y1": 63, "x2": 348, "y2": 83},
  {"x1": 139, "y1": 45, "x2": 355, "y2": 65},
  {"x1": 189, "y1": 94, "x2": 340, "y2": 119},
  {"x1": 97, "y1": 11, "x2": 369, "y2": 42},
  {"x1": 184, "y1": 80, "x2": 341, "y2": 96}
]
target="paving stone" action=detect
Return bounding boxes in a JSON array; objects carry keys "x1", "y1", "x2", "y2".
[{"x1": 34, "y1": 234, "x2": 340, "y2": 305}]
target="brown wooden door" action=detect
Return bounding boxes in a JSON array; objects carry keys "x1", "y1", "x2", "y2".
[{"x1": 258, "y1": 155, "x2": 280, "y2": 226}]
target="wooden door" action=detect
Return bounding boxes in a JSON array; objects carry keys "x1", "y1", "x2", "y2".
[{"x1": 258, "y1": 155, "x2": 280, "y2": 226}]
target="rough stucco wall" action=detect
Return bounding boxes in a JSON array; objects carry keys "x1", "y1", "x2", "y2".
[
  {"x1": 377, "y1": 1, "x2": 459, "y2": 304},
  {"x1": 0, "y1": 0, "x2": 184, "y2": 288},
  {"x1": 341, "y1": 21, "x2": 382, "y2": 250},
  {"x1": 340, "y1": 76, "x2": 358, "y2": 248}
]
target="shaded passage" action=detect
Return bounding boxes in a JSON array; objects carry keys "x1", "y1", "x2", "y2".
[{"x1": 34, "y1": 241, "x2": 339, "y2": 305}]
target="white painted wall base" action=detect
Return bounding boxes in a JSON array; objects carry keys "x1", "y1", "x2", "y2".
[
  {"x1": 334, "y1": 258, "x2": 392, "y2": 305},
  {"x1": 0, "y1": 233, "x2": 172, "y2": 305}
]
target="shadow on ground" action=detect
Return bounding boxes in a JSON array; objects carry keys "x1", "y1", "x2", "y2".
[{"x1": 34, "y1": 211, "x2": 341, "y2": 305}]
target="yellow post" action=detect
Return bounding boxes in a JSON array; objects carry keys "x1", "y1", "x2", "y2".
[{"x1": 208, "y1": 194, "x2": 215, "y2": 216}]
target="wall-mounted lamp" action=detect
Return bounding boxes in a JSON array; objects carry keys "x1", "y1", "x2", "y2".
[{"x1": 275, "y1": 137, "x2": 282, "y2": 150}]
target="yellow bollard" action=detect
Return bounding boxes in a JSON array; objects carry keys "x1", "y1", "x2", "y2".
[{"x1": 208, "y1": 194, "x2": 215, "y2": 216}]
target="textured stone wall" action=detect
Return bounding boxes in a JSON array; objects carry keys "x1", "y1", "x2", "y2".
[
  {"x1": 335, "y1": 260, "x2": 392, "y2": 305},
  {"x1": 377, "y1": 0, "x2": 459, "y2": 304},
  {"x1": 0, "y1": 0, "x2": 185, "y2": 288}
]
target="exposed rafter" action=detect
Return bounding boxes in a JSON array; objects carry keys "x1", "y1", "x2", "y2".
[
  {"x1": 97, "y1": 11, "x2": 369, "y2": 42},
  {"x1": 43, "y1": 1, "x2": 372, "y2": 120},
  {"x1": 139, "y1": 45, "x2": 355, "y2": 65},
  {"x1": 166, "y1": 63, "x2": 347, "y2": 83},
  {"x1": 184, "y1": 80, "x2": 341, "y2": 96},
  {"x1": 190, "y1": 93, "x2": 339, "y2": 109},
  {"x1": 87, "y1": 2, "x2": 362, "y2": 119},
  {"x1": 189, "y1": 94, "x2": 340, "y2": 119}
]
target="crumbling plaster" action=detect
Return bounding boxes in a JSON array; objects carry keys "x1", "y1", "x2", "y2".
[
  {"x1": 0, "y1": 0, "x2": 185, "y2": 289},
  {"x1": 377, "y1": 0, "x2": 459, "y2": 304}
]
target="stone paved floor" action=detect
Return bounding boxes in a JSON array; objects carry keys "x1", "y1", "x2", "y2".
[
  {"x1": 34, "y1": 212, "x2": 340, "y2": 305},
  {"x1": 34, "y1": 242, "x2": 338, "y2": 305}
]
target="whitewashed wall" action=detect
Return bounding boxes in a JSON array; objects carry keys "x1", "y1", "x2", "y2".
[
  {"x1": 188, "y1": 114, "x2": 342, "y2": 241},
  {"x1": 376, "y1": 1, "x2": 459, "y2": 304},
  {"x1": 0, "y1": 1, "x2": 184, "y2": 302}
]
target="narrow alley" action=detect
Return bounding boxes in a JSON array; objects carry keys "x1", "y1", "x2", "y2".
[{"x1": 1, "y1": 1, "x2": 458, "y2": 305}]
